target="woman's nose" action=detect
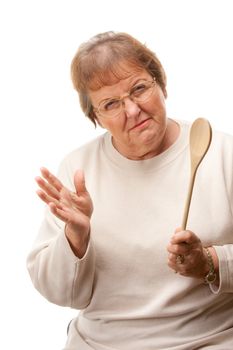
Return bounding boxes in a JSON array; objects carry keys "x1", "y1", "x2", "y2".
[{"x1": 123, "y1": 98, "x2": 141, "y2": 118}]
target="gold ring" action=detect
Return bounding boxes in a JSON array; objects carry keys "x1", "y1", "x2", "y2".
[{"x1": 176, "y1": 254, "x2": 185, "y2": 264}]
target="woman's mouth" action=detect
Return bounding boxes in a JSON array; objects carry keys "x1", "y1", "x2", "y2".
[{"x1": 130, "y1": 118, "x2": 151, "y2": 130}]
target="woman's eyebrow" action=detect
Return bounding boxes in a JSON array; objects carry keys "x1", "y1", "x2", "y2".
[{"x1": 98, "y1": 79, "x2": 148, "y2": 104}]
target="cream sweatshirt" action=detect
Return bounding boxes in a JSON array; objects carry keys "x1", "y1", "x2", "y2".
[{"x1": 27, "y1": 120, "x2": 233, "y2": 349}]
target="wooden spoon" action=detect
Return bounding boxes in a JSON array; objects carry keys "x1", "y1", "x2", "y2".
[{"x1": 181, "y1": 118, "x2": 212, "y2": 230}]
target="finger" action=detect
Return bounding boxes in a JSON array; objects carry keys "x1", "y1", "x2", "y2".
[
  {"x1": 167, "y1": 252, "x2": 177, "y2": 263},
  {"x1": 69, "y1": 191, "x2": 83, "y2": 206},
  {"x1": 171, "y1": 230, "x2": 200, "y2": 245},
  {"x1": 74, "y1": 170, "x2": 87, "y2": 196},
  {"x1": 167, "y1": 258, "x2": 178, "y2": 272},
  {"x1": 168, "y1": 252, "x2": 187, "y2": 266},
  {"x1": 168, "y1": 255, "x2": 190, "y2": 275},
  {"x1": 40, "y1": 167, "x2": 63, "y2": 192},
  {"x1": 35, "y1": 176, "x2": 60, "y2": 200},
  {"x1": 36, "y1": 189, "x2": 62, "y2": 209},
  {"x1": 48, "y1": 203, "x2": 70, "y2": 222},
  {"x1": 167, "y1": 243, "x2": 190, "y2": 255},
  {"x1": 49, "y1": 203, "x2": 85, "y2": 224}
]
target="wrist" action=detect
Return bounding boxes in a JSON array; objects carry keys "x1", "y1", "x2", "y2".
[{"x1": 65, "y1": 224, "x2": 90, "y2": 258}]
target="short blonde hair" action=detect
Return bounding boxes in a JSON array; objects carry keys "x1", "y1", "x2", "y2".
[{"x1": 71, "y1": 31, "x2": 167, "y2": 126}]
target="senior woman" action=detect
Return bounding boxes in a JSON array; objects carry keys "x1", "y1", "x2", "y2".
[{"x1": 27, "y1": 32, "x2": 233, "y2": 349}]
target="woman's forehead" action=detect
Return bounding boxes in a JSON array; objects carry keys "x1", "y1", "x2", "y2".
[{"x1": 87, "y1": 61, "x2": 145, "y2": 91}]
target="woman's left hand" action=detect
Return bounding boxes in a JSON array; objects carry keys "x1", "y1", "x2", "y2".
[{"x1": 167, "y1": 229, "x2": 209, "y2": 279}]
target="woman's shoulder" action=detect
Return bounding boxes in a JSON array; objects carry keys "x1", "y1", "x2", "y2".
[
  {"x1": 178, "y1": 118, "x2": 233, "y2": 145},
  {"x1": 55, "y1": 132, "x2": 108, "y2": 187},
  {"x1": 211, "y1": 126, "x2": 233, "y2": 151},
  {"x1": 58, "y1": 132, "x2": 107, "y2": 173},
  {"x1": 66, "y1": 132, "x2": 106, "y2": 158},
  {"x1": 204, "y1": 124, "x2": 233, "y2": 171}
]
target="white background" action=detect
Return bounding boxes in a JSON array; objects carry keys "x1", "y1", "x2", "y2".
[{"x1": 1, "y1": 0, "x2": 233, "y2": 349}]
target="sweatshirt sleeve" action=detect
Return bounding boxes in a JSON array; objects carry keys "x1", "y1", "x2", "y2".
[
  {"x1": 209, "y1": 245, "x2": 233, "y2": 294},
  {"x1": 209, "y1": 132, "x2": 233, "y2": 294},
  {"x1": 27, "y1": 208, "x2": 95, "y2": 309},
  {"x1": 211, "y1": 171, "x2": 233, "y2": 294},
  {"x1": 27, "y1": 154, "x2": 96, "y2": 309}
]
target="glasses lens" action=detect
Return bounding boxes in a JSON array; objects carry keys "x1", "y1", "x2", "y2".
[
  {"x1": 131, "y1": 81, "x2": 155, "y2": 103},
  {"x1": 99, "y1": 99, "x2": 122, "y2": 118}
]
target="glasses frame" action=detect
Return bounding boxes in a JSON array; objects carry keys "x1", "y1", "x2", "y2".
[{"x1": 93, "y1": 77, "x2": 156, "y2": 119}]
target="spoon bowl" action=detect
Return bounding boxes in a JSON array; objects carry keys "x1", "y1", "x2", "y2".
[{"x1": 181, "y1": 118, "x2": 212, "y2": 230}]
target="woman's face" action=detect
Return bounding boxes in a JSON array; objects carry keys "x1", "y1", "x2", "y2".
[{"x1": 89, "y1": 67, "x2": 170, "y2": 160}]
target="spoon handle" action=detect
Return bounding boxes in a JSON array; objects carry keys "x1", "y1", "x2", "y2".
[{"x1": 181, "y1": 168, "x2": 197, "y2": 230}]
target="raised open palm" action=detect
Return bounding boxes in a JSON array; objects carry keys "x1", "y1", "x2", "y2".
[{"x1": 36, "y1": 167, "x2": 93, "y2": 249}]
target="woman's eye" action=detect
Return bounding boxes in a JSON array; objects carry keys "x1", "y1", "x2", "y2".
[
  {"x1": 103, "y1": 100, "x2": 120, "y2": 111},
  {"x1": 132, "y1": 84, "x2": 147, "y2": 96}
]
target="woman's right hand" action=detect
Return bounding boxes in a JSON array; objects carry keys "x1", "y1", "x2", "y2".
[{"x1": 35, "y1": 167, "x2": 93, "y2": 257}]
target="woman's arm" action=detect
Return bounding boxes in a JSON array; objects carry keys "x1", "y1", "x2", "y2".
[
  {"x1": 210, "y1": 244, "x2": 233, "y2": 294},
  {"x1": 27, "y1": 167, "x2": 95, "y2": 309}
]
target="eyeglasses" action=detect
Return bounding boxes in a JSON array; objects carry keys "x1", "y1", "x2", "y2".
[{"x1": 93, "y1": 78, "x2": 156, "y2": 118}]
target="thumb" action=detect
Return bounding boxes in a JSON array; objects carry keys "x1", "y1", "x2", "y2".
[
  {"x1": 175, "y1": 227, "x2": 182, "y2": 234},
  {"x1": 74, "y1": 170, "x2": 87, "y2": 195}
]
